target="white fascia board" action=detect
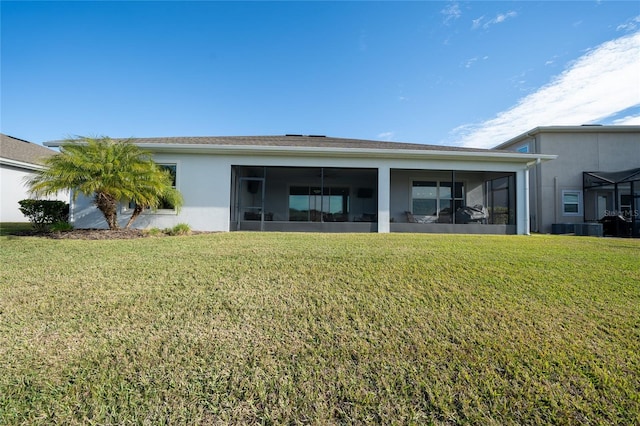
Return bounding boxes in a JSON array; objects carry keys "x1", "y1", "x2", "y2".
[
  {"x1": 0, "y1": 157, "x2": 45, "y2": 171},
  {"x1": 494, "y1": 125, "x2": 640, "y2": 149},
  {"x1": 134, "y1": 143, "x2": 557, "y2": 164}
]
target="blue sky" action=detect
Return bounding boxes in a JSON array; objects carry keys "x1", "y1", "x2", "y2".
[{"x1": 2, "y1": 1, "x2": 639, "y2": 148}]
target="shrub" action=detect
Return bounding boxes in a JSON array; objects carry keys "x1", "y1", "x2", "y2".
[
  {"x1": 18, "y1": 199, "x2": 69, "y2": 231},
  {"x1": 170, "y1": 223, "x2": 192, "y2": 236},
  {"x1": 50, "y1": 221, "x2": 74, "y2": 232},
  {"x1": 144, "y1": 227, "x2": 164, "y2": 237}
]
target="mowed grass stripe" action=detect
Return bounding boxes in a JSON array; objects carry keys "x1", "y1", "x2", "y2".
[{"x1": 1, "y1": 233, "x2": 639, "y2": 424}]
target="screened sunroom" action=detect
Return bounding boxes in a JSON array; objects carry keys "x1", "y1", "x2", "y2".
[
  {"x1": 230, "y1": 166, "x2": 379, "y2": 232},
  {"x1": 389, "y1": 169, "x2": 517, "y2": 234},
  {"x1": 230, "y1": 165, "x2": 519, "y2": 234},
  {"x1": 583, "y1": 167, "x2": 640, "y2": 237}
]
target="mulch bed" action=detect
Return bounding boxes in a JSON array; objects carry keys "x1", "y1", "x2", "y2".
[
  {"x1": 10, "y1": 229, "x2": 149, "y2": 239},
  {"x1": 9, "y1": 229, "x2": 216, "y2": 240}
]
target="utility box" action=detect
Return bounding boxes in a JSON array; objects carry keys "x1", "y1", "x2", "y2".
[{"x1": 574, "y1": 223, "x2": 603, "y2": 237}]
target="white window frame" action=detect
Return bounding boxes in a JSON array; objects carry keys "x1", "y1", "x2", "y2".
[
  {"x1": 121, "y1": 161, "x2": 180, "y2": 215},
  {"x1": 410, "y1": 179, "x2": 465, "y2": 221},
  {"x1": 561, "y1": 190, "x2": 582, "y2": 217}
]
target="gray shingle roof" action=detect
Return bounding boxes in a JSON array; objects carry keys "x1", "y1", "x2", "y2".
[
  {"x1": 0, "y1": 134, "x2": 56, "y2": 165},
  {"x1": 112, "y1": 135, "x2": 503, "y2": 153}
]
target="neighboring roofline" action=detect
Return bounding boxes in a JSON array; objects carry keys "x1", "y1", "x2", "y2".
[
  {"x1": 45, "y1": 137, "x2": 557, "y2": 164},
  {"x1": 0, "y1": 156, "x2": 46, "y2": 171},
  {"x1": 1, "y1": 133, "x2": 56, "y2": 165},
  {"x1": 493, "y1": 125, "x2": 640, "y2": 150}
]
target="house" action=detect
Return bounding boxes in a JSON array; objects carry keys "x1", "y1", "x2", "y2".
[
  {"x1": 494, "y1": 125, "x2": 640, "y2": 237},
  {"x1": 46, "y1": 135, "x2": 555, "y2": 234},
  {"x1": 0, "y1": 134, "x2": 61, "y2": 222}
]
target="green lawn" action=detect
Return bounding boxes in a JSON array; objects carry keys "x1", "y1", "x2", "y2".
[
  {"x1": 1, "y1": 232, "x2": 638, "y2": 424},
  {"x1": 0, "y1": 222, "x2": 32, "y2": 236}
]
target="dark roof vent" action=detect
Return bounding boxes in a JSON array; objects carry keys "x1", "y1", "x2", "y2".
[
  {"x1": 581, "y1": 124, "x2": 603, "y2": 126},
  {"x1": 285, "y1": 134, "x2": 303, "y2": 137},
  {"x1": 308, "y1": 135, "x2": 326, "y2": 138}
]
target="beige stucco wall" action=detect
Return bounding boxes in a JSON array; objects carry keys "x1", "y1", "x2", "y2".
[{"x1": 536, "y1": 131, "x2": 639, "y2": 232}]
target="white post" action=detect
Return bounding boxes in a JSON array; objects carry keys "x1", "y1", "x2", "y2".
[
  {"x1": 378, "y1": 166, "x2": 390, "y2": 233},
  {"x1": 516, "y1": 168, "x2": 530, "y2": 235}
]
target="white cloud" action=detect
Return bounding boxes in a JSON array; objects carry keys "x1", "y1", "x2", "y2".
[
  {"x1": 471, "y1": 16, "x2": 484, "y2": 30},
  {"x1": 612, "y1": 114, "x2": 640, "y2": 125},
  {"x1": 377, "y1": 132, "x2": 395, "y2": 141},
  {"x1": 465, "y1": 57, "x2": 478, "y2": 68},
  {"x1": 617, "y1": 15, "x2": 640, "y2": 32},
  {"x1": 452, "y1": 31, "x2": 640, "y2": 148},
  {"x1": 473, "y1": 11, "x2": 517, "y2": 30},
  {"x1": 442, "y1": 2, "x2": 461, "y2": 24},
  {"x1": 464, "y1": 56, "x2": 488, "y2": 68},
  {"x1": 490, "y1": 11, "x2": 517, "y2": 26}
]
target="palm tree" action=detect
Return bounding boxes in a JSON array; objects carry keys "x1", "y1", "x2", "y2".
[{"x1": 28, "y1": 136, "x2": 183, "y2": 230}]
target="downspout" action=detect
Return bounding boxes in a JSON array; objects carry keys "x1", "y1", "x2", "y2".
[
  {"x1": 554, "y1": 176, "x2": 559, "y2": 224},
  {"x1": 521, "y1": 132, "x2": 540, "y2": 233},
  {"x1": 69, "y1": 189, "x2": 75, "y2": 225},
  {"x1": 631, "y1": 180, "x2": 637, "y2": 237},
  {"x1": 320, "y1": 168, "x2": 324, "y2": 223},
  {"x1": 523, "y1": 159, "x2": 540, "y2": 236},
  {"x1": 451, "y1": 170, "x2": 456, "y2": 225},
  {"x1": 528, "y1": 134, "x2": 541, "y2": 233}
]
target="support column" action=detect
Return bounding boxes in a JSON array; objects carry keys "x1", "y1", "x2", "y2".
[
  {"x1": 516, "y1": 168, "x2": 530, "y2": 235},
  {"x1": 377, "y1": 166, "x2": 391, "y2": 233}
]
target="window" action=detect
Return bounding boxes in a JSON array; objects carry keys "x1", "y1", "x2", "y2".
[
  {"x1": 124, "y1": 163, "x2": 178, "y2": 213},
  {"x1": 289, "y1": 186, "x2": 349, "y2": 221},
  {"x1": 412, "y1": 180, "x2": 464, "y2": 221},
  {"x1": 157, "y1": 164, "x2": 177, "y2": 210},
  {"x1": 562, "y1": 190, "x2": 582, "y2": 216},
  {"x1": 516, "y1": 145, "x2": 529, "y2": 153},
  {"x1": 412, "y1": 181, "x2": 438, "y2": 216}
]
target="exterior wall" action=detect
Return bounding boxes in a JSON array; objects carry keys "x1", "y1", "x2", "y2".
[
  {"x1": 0, "y1": 162, "x2": 68, "y2": 222},
  {"x1": 70, "y1": 151, "x2": 534, "y2": 234},
  {"x1": 499, "y1": 128, "x2": 639, "y2": 233},
  {"x1": 537, "y1": 132, "x2": 639, "y2": 233},
  {"x1": 0, "y1": 164, "x2": 36, "y2": 222},
  {"x1": 72, "y1": 153, "x2": 232, "y2": 230}
]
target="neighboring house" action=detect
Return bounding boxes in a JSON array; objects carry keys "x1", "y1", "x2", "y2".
[
  {"x1": 0, "y1": 134, "x2": 61, "y2": 222},
  {"x1": 46, "y1": 135, "x2": 555, "y2": 235},
  {"x1": 494, "y1": 125, "x2": 640, "y2": 237}
]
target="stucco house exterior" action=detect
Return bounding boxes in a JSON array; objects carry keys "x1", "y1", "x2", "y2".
[
  {"x1": 0, "y1": 134, "x2": 62, "y2": 222},
  {"x1": 46, "y1": 135, "x2": 555, "y2": 235},
  {"x1": 494, "y1": 125, "x2": 640, "y2": 237}
]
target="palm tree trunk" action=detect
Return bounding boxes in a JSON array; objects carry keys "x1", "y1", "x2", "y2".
[
  {"x1": 125, "y1": 204, "x2": 144, "y2": 229},
  {"x1": 95, "y1": 192, "x2": 119, "y2": 230}
]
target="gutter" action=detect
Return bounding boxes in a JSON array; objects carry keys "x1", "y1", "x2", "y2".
[
  {"x1": 44, "y1": 141, "x2": 557, "y2": 164},
  {"x1": 0, "y1": 157, "x2": 46, "y2": 171}
]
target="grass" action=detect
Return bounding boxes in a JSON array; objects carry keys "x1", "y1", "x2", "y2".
[
  {"x1": 0, "y1": 222, "x2": 32, "y2": 236},
  {"x1": 0, "y1": 232, "x2": 639, "y2": 425}
]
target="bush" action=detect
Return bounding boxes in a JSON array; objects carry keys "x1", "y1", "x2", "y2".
[
  {"x1": 18, "y1": 199, "x2": 69, "y2": 231},
  {"x1": 169, "y1": 223, "x2": 191, "y2": 236},
  {"x1": 50, "y1": 221, "x2": 74, "y2": 232},
  {"x1": 144, "y1": 227, "x2": 164, "y2": 237}
]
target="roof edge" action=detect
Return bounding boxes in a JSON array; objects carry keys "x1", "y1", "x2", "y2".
[
  {"x1": 121, "y1": 142, "x2": 558, "y2": 163},
  {"x1": 494, "y1": 125, "x2": 640, "y2": 149},
  {"x1": 0, "y1": 157, "x2": 46, "y2": 171}
]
